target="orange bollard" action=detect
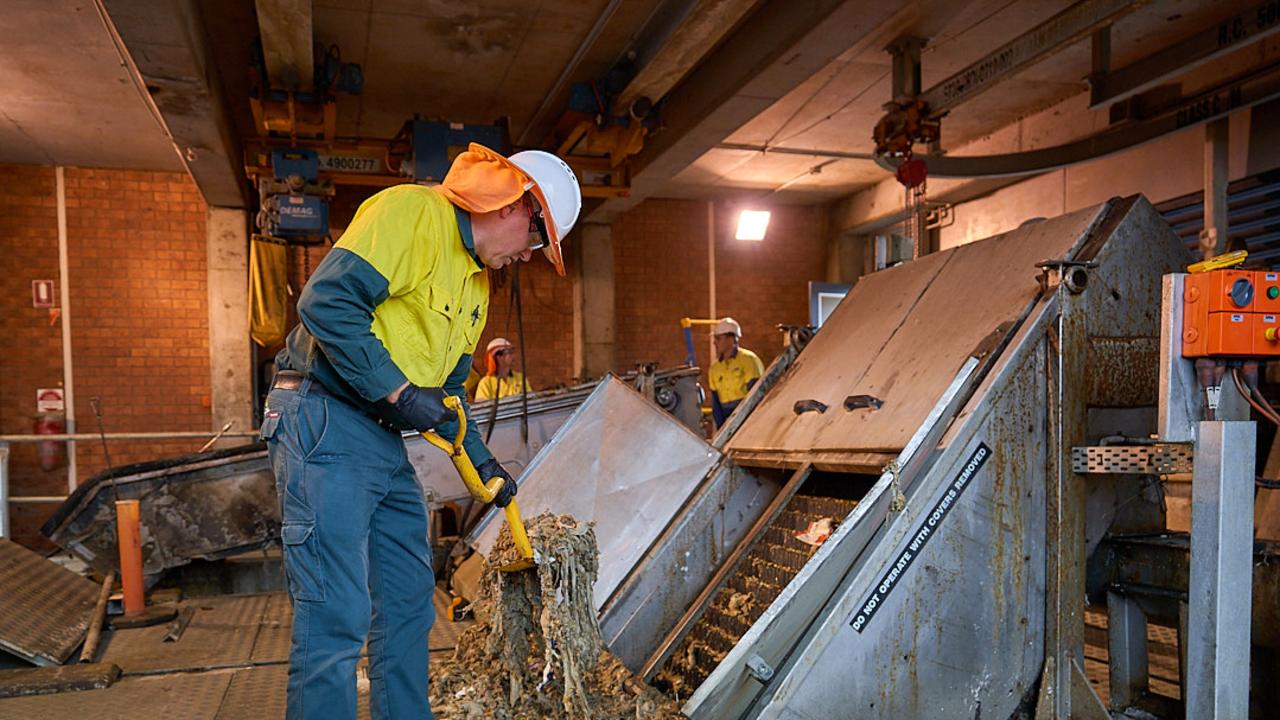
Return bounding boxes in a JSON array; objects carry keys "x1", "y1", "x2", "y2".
[{"x1": 115, "y1": 500, "x2": 146, "y2": 615}]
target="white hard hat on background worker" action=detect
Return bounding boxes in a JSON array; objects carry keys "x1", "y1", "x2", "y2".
[{"x1": 710, "y1": 317, "x2": 743, "y2": 338}]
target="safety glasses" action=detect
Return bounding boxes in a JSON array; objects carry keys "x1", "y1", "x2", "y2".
[{"x1": 526, "y1": 196, "x2": 549, "y2": 251}]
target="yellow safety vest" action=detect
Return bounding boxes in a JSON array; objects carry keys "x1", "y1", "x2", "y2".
[
  {"x1": 709, "y1": 348, "x2": 765, "y2": 404},
  {"x1": 336, "y1": 185, "x2": 490, "y2": 388}
]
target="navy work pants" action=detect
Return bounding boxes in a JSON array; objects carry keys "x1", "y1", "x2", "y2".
[{"x1": 262, "y1": 379, "x2": 435, "y2": 720}]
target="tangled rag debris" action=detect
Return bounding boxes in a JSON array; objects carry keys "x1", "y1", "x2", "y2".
[{"x1": 430, "y1": 514, "x2": 685, "y2": 719}]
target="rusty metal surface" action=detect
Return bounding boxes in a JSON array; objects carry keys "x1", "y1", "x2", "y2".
[
  {"x1": 739, "y1": 338, "x2": 1052, "y2": 720},
  {"x1": 1087, "y1": 336, "x2": 1161, "y2": 407},
  {"x1": 727, "y1": 204, "x2": 1103, "y2": 459},
  {"x1": 467, "y1": 376, "x2": 720, "y2": 609},
  {"x1": 42, "y1": 445, "x2": 278, "y2": 580},
  {"x1": 0, "y1": 538, "x2": 100, "y2": 666},
  {"x1": 655, "y1": 492, "x2": 859, "y2": 698}
]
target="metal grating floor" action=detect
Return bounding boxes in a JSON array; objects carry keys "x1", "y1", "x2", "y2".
[
  {"x1": 2, "y1": 589, "x2": 467, "y2": 717},
  {"x1": 0, "y1": 668, "x2": 235, "y2": 720},
  {"x1": 656, "y1": 493, "x2": 860, "y2": 696},
  {"x1": 0, "y1": 540, "x2": 100, "y2": 666}
]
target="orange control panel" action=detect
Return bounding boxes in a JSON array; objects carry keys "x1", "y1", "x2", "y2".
[{"x1": 1183, "y1": 269, "x2": 1280, "y2": 357}]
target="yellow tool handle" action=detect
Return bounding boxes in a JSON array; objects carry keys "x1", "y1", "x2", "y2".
[
  {"x1": 681, "y1": 317, "x2": 723, "y2": 329},
  {"x1": 420, "y1": 395, "x2": 534, "y2": 563},
  {"x1": 1188, "y1": 249, "x2": 1248, "y2": 274}
]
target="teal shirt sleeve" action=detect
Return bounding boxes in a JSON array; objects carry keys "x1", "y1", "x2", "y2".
[
  {"x1": 296, "y1": 248, "x2": 409, "y2": 402},
  {"x1": 437, "y1": 352, "x2": 494, "y2": 468}
]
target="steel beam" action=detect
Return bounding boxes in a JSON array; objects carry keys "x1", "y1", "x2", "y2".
[
  {"x1": 884, "y1": 61, "x2": 1280, "y2": 178},
  {"x1": 1186, "y1": 421, "x2": 1255, "y2": 719},
  {"x1": 612, "y1": 0, "x2": 760, "y2": 119},
  {"x1": 254, "y1": 0, "x2": 313, "y2": 91},
  {"x1": 919, "y1": 0, "x2": 1137, "y2": 117},
  {"x1": 586, "y1": 0, "x2": 907, "y2": 223},
  {"x1": 1091, "y1": 1, "x2": 1280, "y2": 108}
]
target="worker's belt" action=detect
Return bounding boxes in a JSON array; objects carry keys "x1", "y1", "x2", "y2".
[{"x1": 270, "y1": 371, "x2": 405, "y2": 435}]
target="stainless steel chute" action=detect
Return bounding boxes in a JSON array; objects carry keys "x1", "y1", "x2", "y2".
[
  {"x1": 604, "y1": 196, "x2": 1189, "y2": 719},
  {"x1": 465, "y1": 375, "x2": 721, "y2": 608}
]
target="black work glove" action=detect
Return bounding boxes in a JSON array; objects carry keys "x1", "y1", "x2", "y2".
[
  {"x1": 394, "y1": 385, "x2": 450, "y2": 431},
  {"x1": 477, "y1": 458, "x2": 517, "y2": 507}
]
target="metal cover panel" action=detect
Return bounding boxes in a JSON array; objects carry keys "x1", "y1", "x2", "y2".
[
  {"x1": 0, "y1": 670, "x2": 233, "y2": 720},
  {"x1": 468, "y1": 376, "x2": 720, "y2": 608},
  {"x1": 100, "y1": 594, "x2": 269, "y2": 674},
  {"x1": 727, "y1": 204, "x2": 1105, "y2": 458},
  {"x1": 0, "y1": 539, "x2": 99, "y2": 666}
]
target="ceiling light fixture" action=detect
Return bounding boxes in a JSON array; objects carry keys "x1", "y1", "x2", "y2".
[{"x1": 736, "y1": 210, "x2": 771, "y2": 241}]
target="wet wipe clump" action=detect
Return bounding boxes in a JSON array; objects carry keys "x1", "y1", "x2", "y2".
[{"x1": 430, "y1": 513, "x2": 685, "y2": 719}]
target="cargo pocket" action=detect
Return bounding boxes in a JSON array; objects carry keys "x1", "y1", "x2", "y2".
[
  {"x1": 259, "y1": 408, "x2": 281, "y2": 442},
  {"x1": 281, "y1": 522, "x2": 325, "y2": 602}
]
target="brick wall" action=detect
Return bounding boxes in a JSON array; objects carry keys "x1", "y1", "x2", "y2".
[
  {"x1": 614, "y1": 198, "x2": 827, "y2": 383},
  {"x1": 711, "y1": 202, "x2": 828, "y2": 368},
  {"x1": 478, "y1": 260, "x2": 576, "y2": 391},
  {"x1": 0, "y1": 165, "x2": 210, "y2": 550}
]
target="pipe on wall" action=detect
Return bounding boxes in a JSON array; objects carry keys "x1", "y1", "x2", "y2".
[{"x1": 56, "y1": 167, "x2": 77, "y2": 493}]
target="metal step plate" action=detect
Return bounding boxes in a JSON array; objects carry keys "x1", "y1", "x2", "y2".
[{"x1": 0, "y1": 539, "x2": 99, "y2": 666}]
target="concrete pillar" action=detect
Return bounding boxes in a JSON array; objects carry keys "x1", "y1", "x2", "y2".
[
  {"x1": 573, "y1": 222, "x2": 616, "y2": 381},
  {"x1": 1200, "y1": 118, "x2": 1229, "y2": 259},
  {"x1": 206, "y1": 207, "x2": 254, "y2": 441},
  {"x1": 826, "y1": 231, "x2": 865, "y2": 285}
]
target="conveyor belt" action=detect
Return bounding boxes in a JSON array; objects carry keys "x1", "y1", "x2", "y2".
[{"x1": 655, "y1": 493, "x2": 859, "y2": 697}]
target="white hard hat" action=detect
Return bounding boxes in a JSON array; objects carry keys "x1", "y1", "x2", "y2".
[
  {"x1": 509, "y1": 149, "x2": 581, "y2": 276},
  {"x1": 710, "y1": 318, "x2": 742, "y2": 338},
  {"x1": 486, "y1": 337, "x2": 513, "y2": 354}
]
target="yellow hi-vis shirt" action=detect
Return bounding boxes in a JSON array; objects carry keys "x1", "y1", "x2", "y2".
[
  {"x1": 336, "y1": 185, "x2": 490, "y2": 388},
  {"x1": 708, "y1": 348, "x2": 765, "y2": 404},
  {"x1": 475, "y1": 372, "x2": 531, "y2": 401}
]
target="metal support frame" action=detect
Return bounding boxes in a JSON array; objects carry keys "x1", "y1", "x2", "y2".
[
  {"x1": 1038, "y1": 275, "x2": 1109, "y2": 720},
  {"x1": 1106, "y1": 589, "x2": 1149, "y2": 710},
  {"x1": 1186, "y1": 421, "x2": 1254, "y2": 719},
  {"x1": 1090, "y1": 0, "x2": 1280, "y2": 108},
  {"x1": 918, "y1": 0, "x2": 1136, "y2": 117},
  {"x1": 883, "y1": 59, "x2": 1280, "y2": 178},
  {"x1": 888, "y1": 36, "x2": 926, "y2": 104}
]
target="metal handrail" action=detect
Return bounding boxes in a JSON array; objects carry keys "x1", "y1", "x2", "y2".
[{"x1": 0, "y1": 431, "x2": 259, "y2": 443}]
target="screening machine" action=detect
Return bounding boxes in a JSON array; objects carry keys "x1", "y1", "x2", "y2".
[{"x1": 590, "y1": 196, "x2": 1196, "y2": 719}]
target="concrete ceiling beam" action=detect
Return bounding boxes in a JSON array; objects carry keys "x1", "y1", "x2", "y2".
[
  {"x1": 586, "y1": 0, "x2": 908, "y2": 223},
  {"x1": 101, "y1": 0, "x2": 248, "y2": 208},
  {"x1": 254, "y1": 0, "x2": 314, "y2": 91},
  {"x1": 918, "y1": 0, "x2": 1138, "y2": 117},
  {"x1": 612, "y1": 0, "x2": 761, "y2": 119}
]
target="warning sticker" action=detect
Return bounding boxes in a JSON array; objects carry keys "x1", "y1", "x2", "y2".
[{"x1": 848, "y1": 442, "x2": 991, "y2": 633}]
